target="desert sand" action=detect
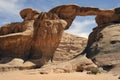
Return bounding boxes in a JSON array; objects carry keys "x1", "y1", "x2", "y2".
[{"x1": 0, "y1": 70, "x2": 119, "y2": 80}]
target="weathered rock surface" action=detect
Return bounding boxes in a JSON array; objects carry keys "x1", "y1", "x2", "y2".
[
  {"x1": 0, "y1": 33, "x2": 88, "y2": 72},
  {"x1": 0, "y1": 9, "x2": 67, "y2": 66},
  {"x1": 0, "y1": 4, "x2": 120, "y2": 74},
  {"x1": 83, "y1": 23, "x2": 120, "y2": 74},
  {"x1": 38, "y1": 55, "x2": 97, "y2": 73},
  {"x1": 0, "y1": 20, "x2": 34, "y2": 59},
  {"x1": 49, "y1": 4, "x2": 120, "y2": 28},
  {"x1": 0, "y1": 4, "x2": 120, "y2": 61},
  {"x1": 54, "y1": 32, "x2": 87, "y2": 61}
]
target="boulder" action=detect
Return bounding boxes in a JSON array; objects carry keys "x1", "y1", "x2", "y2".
[{"x1": 84, "y1": 23, "x2": 120, "y2": 74}]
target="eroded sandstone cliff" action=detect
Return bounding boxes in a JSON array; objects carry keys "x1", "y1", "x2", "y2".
[{"x1": 54, "y1": 32, "x2": 87, "y2": 61}]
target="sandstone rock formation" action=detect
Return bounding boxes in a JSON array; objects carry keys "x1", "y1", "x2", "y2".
[
  {"x1": 0, "y1": 4, "x2": 120, "y2": 73},
  {"x1": 83, "y1": 23, "x2": 120, "y2": 74},
  {"x1": 49, "y1": 4, "x2": 120, "y2": 28},
  {"x1": 38, "y1": 55, "x2": 97, "y2": 73},
  {"x1": 53, "y1": 32, "x2": 87, "y2": 61},
  {"x1": 0, "y1": 9, "x2": 67, "y2": 66},
  {"x1": 0, "y1": 32, "x2": 88, "y2": 72}
]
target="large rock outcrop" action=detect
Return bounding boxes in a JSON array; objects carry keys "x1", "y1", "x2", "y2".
[
  {"x1": 0, "y1": 9, "x2": 67, "y2": 65},
  {"x1": 0, "y1": 33, "x2": 88, "y2": 72},
  {"x1": 0, "y1": 4, "x2": 120, "y2": 72},
  {"x1": 82, "y1": 23, "x2": 120, "y2": 74}
]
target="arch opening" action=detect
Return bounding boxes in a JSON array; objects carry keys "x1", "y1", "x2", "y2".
[{"x1": 65, "y1": 16, "x2": 97, "y2": 38}]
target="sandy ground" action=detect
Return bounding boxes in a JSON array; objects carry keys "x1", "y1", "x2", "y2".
[{"x1": 0, "y1": 70, "x2": 119, "y2": 80}]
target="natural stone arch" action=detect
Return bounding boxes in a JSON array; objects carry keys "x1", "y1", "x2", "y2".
[
  {"x1": 49, "y1": 4, "x2": 120, "y2": 28},
  {"x1": 0, "y1": 4, "x2": 120, "y2": 70}
]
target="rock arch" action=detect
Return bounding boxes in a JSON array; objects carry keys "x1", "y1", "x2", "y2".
[{"x1": 0, "y1": 4, "x2": 120, "y2": 67}]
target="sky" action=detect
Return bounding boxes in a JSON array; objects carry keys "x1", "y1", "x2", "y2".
[{"x1": 0, "y1": 0, "x2": 120, "y2": 38}]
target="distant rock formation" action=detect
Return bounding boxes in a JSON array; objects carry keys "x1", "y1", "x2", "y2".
[{"x1": 54, "y1": 32, "x2": 87, "y2": 61}]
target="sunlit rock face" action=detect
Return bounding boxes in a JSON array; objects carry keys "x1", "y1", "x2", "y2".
[
  {"x1": 86, "y1": 24, "x2": 120, "y2": 58},
  {"x1": 84, "y1": 23, "x2": 120, "y2": 74},
  {"x1": 0, "y1": 4, "x2": 120, "y2": 69},
  {"x1": 0, "y1": 8, "x2": 67, "y2": 65}
]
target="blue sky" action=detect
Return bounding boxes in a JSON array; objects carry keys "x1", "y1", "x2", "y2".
[{"x1": 0, "y1": 0, "x2": 120, "y2": 38}]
